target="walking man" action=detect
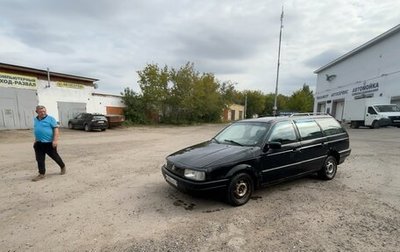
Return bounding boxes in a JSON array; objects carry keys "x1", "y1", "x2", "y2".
[{"x1": 32, "y1": 105, "x2": 66, "y2": 181}]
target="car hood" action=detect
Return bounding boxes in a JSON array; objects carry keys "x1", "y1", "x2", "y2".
[
  {"x1": 379, "y1": 112, "x2": 400, "y2": 117},
  {"x1": 167, "y1": 141, "x2": 259, "y2": 169}
]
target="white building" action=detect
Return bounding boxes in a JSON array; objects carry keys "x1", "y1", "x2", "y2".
[
  {"x1": 314, "y1": 24, "x2": 400, "y2": 121},
  {"x1": 0, "y1": 63, "x2": 125, "y2": 129},
  {"x1": 223, "y1": 104, "x2": 245, "y2": 121}
]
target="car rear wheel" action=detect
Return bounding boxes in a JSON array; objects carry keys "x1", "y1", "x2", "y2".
[
  {"x1": 318, "y1": 156, "x2": 337, "y2": 180},
  {"x1": 227, "y1": 173, "x2": 253, "y2": 206},
  {"x1": 68, "y1": 122, "x2": 73, "y2": 129},
  {"x1": 84, "y1": 124, "x2": 91, "y2": 132},
  {"x1": 350, "y1": 121, "x2": 359, "y2": 128}
]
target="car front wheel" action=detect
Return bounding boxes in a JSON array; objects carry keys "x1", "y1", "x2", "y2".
[
  {"x1": 227, "y1": 173, "x2": 253, "y2": 206},
  {"x1": 68, "y1": 122, "x2": 73, "y2": 129},
  {"x1": 318, "y1": 156, "x2": 337, "y2": 180},
  {"x1": 371, "y1": 120, "x2": 380, "y2": 129},
  {"x1": 84, "y1": 124, "x2": 91, "y2": 132}
]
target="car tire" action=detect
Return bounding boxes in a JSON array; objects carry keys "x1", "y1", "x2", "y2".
[
  {"x1": 318, "y1": 156, "x2": 337, "y2": 180},
  {"x1": 101, "y1": 128, "x2": 106, "y2": 131},
  {"x1": 84, "y1": 124, "x2": 91, "y2": 132},
  {"x1": 350, "y1": 121, "x2": 359, "y2": 129},
  {"x1": 226, "y1": 173, "x2": 253, "y2": 206},
  {"x1": 371, "y1": 120, "x2": 380, "y2": 129},
  {"x1": 68, "y1": 122, "x2": 73, "y2": 129}
]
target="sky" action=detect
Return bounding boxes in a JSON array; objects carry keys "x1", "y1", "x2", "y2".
[{"x1": 1, "y1": 0, "x2": 399, "y2": 96}]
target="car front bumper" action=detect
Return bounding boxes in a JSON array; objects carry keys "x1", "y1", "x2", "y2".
[
  {"x1": 161, "y1": 165, "x2": 228, "y2": 192},
  {"x1": 378, "y1": 118, "x2": 391, "y2": 127}
]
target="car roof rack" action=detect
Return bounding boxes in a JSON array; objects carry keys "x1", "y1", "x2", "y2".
[{"x1": 289, "y1": 112, "x2": 328, "y2": 117}]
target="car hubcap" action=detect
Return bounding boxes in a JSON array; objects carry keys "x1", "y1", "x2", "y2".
[
  {"x1": 326, "y1": 161, "x2": 334, "y2": 174},
  {"x1": 235, "y1": 181, "x2": 248, "y2": 198}
]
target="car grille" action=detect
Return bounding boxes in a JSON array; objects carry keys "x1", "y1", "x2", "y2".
[
  {"x1": 166, "y1": 161, "x2": 185, "y2": 177},
  {"x1": 389, "y1": 116, "x2": 400, "y2": 123}
]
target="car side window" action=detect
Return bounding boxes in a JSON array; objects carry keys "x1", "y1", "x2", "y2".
[
  {"x1": 316, "y1": 118, "x2": 345, "y2": 136},
  {"x1": 268, "y1": 121, "x2": 297, "y2": 144},
  {"x1": 294, "y1": 119, "x2": 323, "y2": 140},
  {"x1": 368, "y1": 106, "x2": 377, "y2": 114}
]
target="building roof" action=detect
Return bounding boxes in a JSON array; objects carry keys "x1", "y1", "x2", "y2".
[
  {"x1": 92, "y1": 92, "x2": 123, "y2": 98},
  {"x1": 0, "y1": 62, "x2": 98, "y2": 82},
  {"x1": 314, "y1": 24, "x2": 400, "y2": 73}
]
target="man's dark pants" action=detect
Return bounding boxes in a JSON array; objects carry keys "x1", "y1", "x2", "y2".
[{"x1": 34, "y1": 142, "x2": 65, "y2": 175}]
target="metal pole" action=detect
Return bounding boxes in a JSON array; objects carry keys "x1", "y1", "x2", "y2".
[
  {"x1": 273, "y1": 6, "x2": 284, "y2": 116},
  {"x1": 47, "y1": 67, "x2": 51, "y2": 88},
  {"x1": 244, "y1": 94, "x2": 247, "y2": 119}
]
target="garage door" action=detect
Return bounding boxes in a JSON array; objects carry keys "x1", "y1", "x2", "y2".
[
  {"x1": 0, "y1": 87, "x2": 37, "y2": 130},
  {"x1": 106, "y1": 106, "x2": 124, "y2": 115},
  {"x1": 58, "y1": 102, "x2": 86, "y2": 127},
  {"x1": 333, "y1": 100, "x2": 345, "y2": 121},
  {"x1": 391, "y1": 97, "x2": 400, "y2": 107}
]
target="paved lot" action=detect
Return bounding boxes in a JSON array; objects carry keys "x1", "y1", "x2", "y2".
[{"x1": 0, "y1": 125, "x2": 399, "y2": 251}]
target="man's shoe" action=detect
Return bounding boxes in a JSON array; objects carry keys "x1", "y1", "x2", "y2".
[
  {"x1": 60, "y1": 166, "x2": 66, "y2": 175},
  {"x1": 32, "y1": 174, "x2": 45, "y2": 182}
]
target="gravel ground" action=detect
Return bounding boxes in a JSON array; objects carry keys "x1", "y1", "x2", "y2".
[{"x1": 0, "y1": 125, "x2": 399, "y2": 251}]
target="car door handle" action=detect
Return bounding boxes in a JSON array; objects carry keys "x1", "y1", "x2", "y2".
[{"x1": 292, "y1": 147, "x2": 301, "y2": 152}]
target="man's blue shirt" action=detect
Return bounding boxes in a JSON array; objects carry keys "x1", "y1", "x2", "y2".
[{"x1": 34, "y1": 115, "x2": 58, "y2": 142}]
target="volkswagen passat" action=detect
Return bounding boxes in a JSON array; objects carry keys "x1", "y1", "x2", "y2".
[{"x1": 162, "y1": 115, "x2": 351, "y2": 206}]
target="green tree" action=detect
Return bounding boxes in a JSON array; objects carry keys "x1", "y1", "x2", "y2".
[
  {"x1": 287, "y1": 84, "x2": 314, "y2": 112},
  {"x1": 137, "y1": 64, "x2": 169, "y2": 121},
  {"x1": 242, "y1": 90, "x2": 265, "y2": 118},
  {"x1": 121, "y1": 87, "x2": 147, "y2": 124},
  {"x1": 168, "y1": 62, "x2": 198, "y2": 123},
  {"x1": 262, "y1": 93, "x2": 290, "y2": 115},
  {"x1": 219, "y1": 81, "x2": 242, "y2": 107},
  {"x1": 126, "y1": 62, "x2": 251, "y2": 124},
  {"x1": 192, "y1": 73, "x2": 223, "y2": 122}
]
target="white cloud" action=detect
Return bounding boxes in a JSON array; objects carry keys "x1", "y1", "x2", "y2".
[{"x1": 1, "y1": 0, "x2": 399, "y2": 95}]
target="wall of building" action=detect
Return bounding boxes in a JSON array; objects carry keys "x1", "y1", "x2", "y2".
[
  {"x1": 90, "y1": 94, "x2": 125, "y2": 115},
  {"x1": 36, "y1": 79, "x2": 95, "y2": 120},
  {"x1": 314, "y1": 30, "x2": 400, "y2": 120},
  {"x1": 0, "y1": 63, "x2": 124, "y2": 129}
]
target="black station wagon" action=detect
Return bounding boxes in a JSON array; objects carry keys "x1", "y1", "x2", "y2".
[{"x1": 162, "y1": 114, "x2": 351, "y2": 206}]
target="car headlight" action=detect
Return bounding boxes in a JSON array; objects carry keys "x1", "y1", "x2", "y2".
[{"x1": 184, "y1": 169, "x2": 205, "y2": 181}]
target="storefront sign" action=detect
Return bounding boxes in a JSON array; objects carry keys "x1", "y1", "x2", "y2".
[
  {"x1": 316, "y1": 94, "x2": 329, "y2": 100},
  {"x1": 331, "y1": 90, "x2": 349, "y2": 97},
  {"x1": 56, "y1": 81, "x2": 84, "y2": 89},
  {"x1": 352, "y1": 81, "x2": 379, "y2": 96},
  {"x1": 0, "y1": 72, "x2": 37, "y2": 89}
]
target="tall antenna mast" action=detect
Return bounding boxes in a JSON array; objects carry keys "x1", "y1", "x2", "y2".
[{"x1": 273, "y1": 6, "x2": 284, "y2": 116}]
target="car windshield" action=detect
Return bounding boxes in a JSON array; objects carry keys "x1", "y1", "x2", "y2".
[
  {"x1": 374, "y1": 105, "x2": 400, "y2": 112},
  {"x1": 93, "y1": 115, "x2": 107, "y2": 120},
  {"x1": 214, "y1": 121, "x2": 271, "y2": 146}
]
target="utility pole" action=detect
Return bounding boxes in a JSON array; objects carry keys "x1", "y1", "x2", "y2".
[
  {"x1": 46, "y1": 67, "x2": 51, "y2": 88},
  {"x1": 244, "y1": 94, "x2": 247, "y2": 119},
  {"x1": 273, "y1": 6, "x2": 284, "y2": 116}
]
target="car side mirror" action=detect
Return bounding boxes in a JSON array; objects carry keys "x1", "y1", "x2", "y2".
[{"x1": 263, "y1": 141, "x2": 282, "y2": 152}]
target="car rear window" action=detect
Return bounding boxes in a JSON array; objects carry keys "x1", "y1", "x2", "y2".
[
  {"x1": 316, "y1": 118, "x2": 345, "y2": 136},
  {"x1": 294, "y1": 119, "x2": 323, "y2": 140},
  {"x1": 93, "y1": 116, "x2": 107, "y2": 120}
]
